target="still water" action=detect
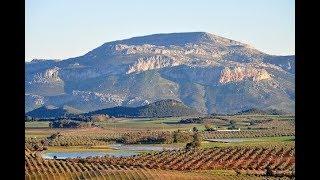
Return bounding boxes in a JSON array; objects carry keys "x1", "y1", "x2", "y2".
[
  {"x1": 42, "y1": 150, "x2": 139, "y2": 159},
  {"x1": 42, "y1": 143, "x2": 178, "y2": 159}
]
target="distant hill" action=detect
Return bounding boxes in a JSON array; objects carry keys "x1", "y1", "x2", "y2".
[
  {"x1": 235, "y1": 108, "x2": 288, "y2": 115},
  {"x1": 86, "y1": 99, "x2": 201, "y2": 118},
  {"x1": 26, "y1": 105, "x2": 83, "y2": 119}
]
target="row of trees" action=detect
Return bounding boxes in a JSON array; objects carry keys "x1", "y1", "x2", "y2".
[
  {"x1": 49, "y1": 120, "x2": 94, "y2": 128},
  {"x1": 120, "y1": 130, "x2": 193, "y2": 144}
]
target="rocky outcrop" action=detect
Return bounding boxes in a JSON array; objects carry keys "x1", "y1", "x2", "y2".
[
  {"x1": 219, "y1": 67, "x2": 271, "y2": 84},
  {"x1": 72, "y1": 90, "x2": 125, "y2": 104},
  {"x1": 32, "y1": 67, "x2": 62, "y2": 83},
  {"x1": 127, "y1": 55, "x2": 181, "y2": 74}
]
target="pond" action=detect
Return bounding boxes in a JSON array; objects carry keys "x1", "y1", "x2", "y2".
[
  {"x1": 42, "y1": 143, "x2": 179, "y2": 159},
  {"x1": 42, "y1": 150, "x2": 139, "y2": 159}
]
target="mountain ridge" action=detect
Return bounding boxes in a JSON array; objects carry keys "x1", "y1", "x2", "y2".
[{"x1": 25, "y1": 32, "x2": 295, "y2": 114}]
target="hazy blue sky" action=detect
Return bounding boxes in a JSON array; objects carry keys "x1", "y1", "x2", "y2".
[{"x1": 26, "y1": 0, "x2": 295, "y2": 61}]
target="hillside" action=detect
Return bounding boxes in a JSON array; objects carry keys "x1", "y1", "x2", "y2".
[
  {"x1": 26, "y1": 105, "x2": 83, "y2": 119},
  {"x1": 235, "y1": 108, "x2": 288, "y2": 115},
  {"x1": 86, "y1": 99, "x2": 201, "y2": 117},
  {"x1": 25, "y1": 32, "x2": 295, "y2": 114}
]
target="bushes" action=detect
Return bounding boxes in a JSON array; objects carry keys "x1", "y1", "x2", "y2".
[
  {"x1": 173, "y1": 130, "x2": 192, "y2": 143},
  {"x1": 186, "y1": 128, "x2": 202, "y2": 150},
  {"x1": 204, "y1": 123, "x2": 217, "y2": 131},
  {"x1": 49, "y1": 120, "x2": 93, "y2": 128},
  {"x1": 25, "y1": 115, "x2": 35, "y2": 122},
  {"x1": 120, "y1": 130, "x2": 192, "y2": 144},
  {"x1": 179, "y1": 117, "x2": 204, "y2": 124}
]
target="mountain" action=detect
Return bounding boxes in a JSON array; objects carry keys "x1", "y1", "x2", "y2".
[
  {"x1": 25, "y1": 32, "x2": 295, "y2": 114},
  {"x1": 26, "y1": 105, "x2": 83, "y2": 119},
  {"x1": 86, "y1": 99, "x2": 201, "y2": 118}
]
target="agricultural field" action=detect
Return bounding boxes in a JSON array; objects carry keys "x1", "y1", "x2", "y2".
[
  {"x1": 26, "y1": 147, "x2": 294, "y2": 179},
  {"x1": 25, "y1": 114, "x2": 295, "y2": 179},
  {"x1": 70, "y1": 147, "x2": 294, "y2": 176},
  {"x1": 26, "y1": 149, "x2": 225, "y2": 180}
]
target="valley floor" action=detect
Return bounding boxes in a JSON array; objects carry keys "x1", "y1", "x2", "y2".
[{"x1": 25, "y1": 114, "x2": 295, "y2": 179}]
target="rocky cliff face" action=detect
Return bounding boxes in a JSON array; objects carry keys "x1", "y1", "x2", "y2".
[
  {"x1": 25, "y1": 32, "x2": 295, "y2": 114},
  {"x1": 219, "y1": 67, "x2": 271, "y2": 84},
  {"x1": 127, "y1": 55, "x2": 181, "y2": 74}
]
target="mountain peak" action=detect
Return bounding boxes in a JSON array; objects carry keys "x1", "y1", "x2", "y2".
[
  {"x1": 102, "y1": 32, "x2": 245, "y2": 47},
  {"x1": 31, "y1": 59, "x2": 60, "y2": 62}
]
